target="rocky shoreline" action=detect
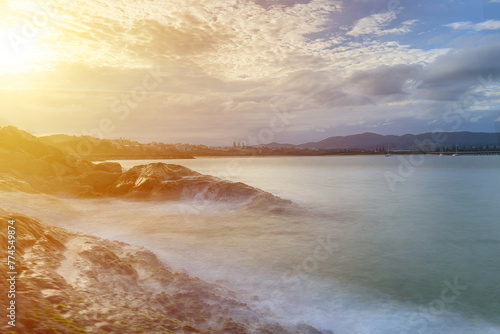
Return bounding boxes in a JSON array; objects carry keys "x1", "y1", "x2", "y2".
[
  {"x1": 0, "y1": 126, "x2": 328, "y2": 333},
  {"x1": 0, "y1": 126, "x2": 290, "y2": 211},
  {"x1": 0, "y1": 212, "x2": 326, "y2": 334}
]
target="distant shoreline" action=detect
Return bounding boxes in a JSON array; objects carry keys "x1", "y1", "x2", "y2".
[
  {"x1": 91, "y1": 151, "x2": 500, "y2": 161},
  {"x1": 87, "y1": 154, "x2": 195, "y2": 161}
]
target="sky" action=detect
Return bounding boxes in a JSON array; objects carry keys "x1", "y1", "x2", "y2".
[{"x1": 0, "y1": 0, "x2": 499, "y2": 145}]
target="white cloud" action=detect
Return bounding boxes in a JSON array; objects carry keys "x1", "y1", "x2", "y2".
[
  {"x1": 347, "y1": 11, "x2": 396, "y2": 36},
  {"x1": 1, "y1": 0, "x2": 473, "y2": 144},
  {"x1": 347, "y1": 11, "x2": 418, "y2": 37},
  {"x1": 444, "y1": 19, "x2": 500, "y2": 31}
]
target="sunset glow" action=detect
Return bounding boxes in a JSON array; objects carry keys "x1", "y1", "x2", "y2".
[
  {"x1": 0, "y1": 0, "x2": 499, "y2": 144},
  {"x1": 1, "y1": 2, "x2": 500, "y2": 333}
]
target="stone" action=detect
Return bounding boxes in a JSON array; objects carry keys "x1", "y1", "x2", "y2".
[{"x1": 94, "y1": 162, "x2": 122, "y2": 174}]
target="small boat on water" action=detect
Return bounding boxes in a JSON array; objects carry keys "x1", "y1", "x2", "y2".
[
  {"x1": 385, "y1": 145, "x2": 392, "y2": 157},
  {"x1": 452, "y1": 144, "x2": 460, "y2": 157}
]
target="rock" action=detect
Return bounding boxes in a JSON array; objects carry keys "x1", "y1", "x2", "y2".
[
  {"x1": 41, "y1": 289, "x2": 68, "y2": 304},
  {"x1": 75, "y1": 160, "x2": 95, "y2": 174},
  {"x1": 26, "y1": 175, "x2": 52, "y2": 193},
  {"x1": 1, "y1": 152, "x2": 53, "y2": 178},
  {"x1": 96, "y1": 323, "x2": 115, "y2": 332},
  {"x1": 0, "y1": 212, "x2": 321, "y2": 334},
  {"x1": 107, "y1": 162, "x2": 291, "y2": 208},
  {"x1": 77, "y1": 171, "x2": 121, "y2": 193},
  {"x1": 79, "y1": 245, "x2": 139, "y2": 280},
  {"x1": 0, "y1": 173, "x2": 37, "y2": 193},
  {"x1": 0, "y1": 126, "x2": 99, "y2": 186},
  {"x1": 0, "y1": 125, "x2": 61, "y2": 158},
  {"x1": 109, "y1": 163, "x2": 199, "y2": 198},
  {"x1": 94, "y1": 162, "x2": 122, "y2": 174}
]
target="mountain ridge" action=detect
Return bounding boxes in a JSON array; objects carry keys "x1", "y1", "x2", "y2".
[{"x1": 261, "y1": 131, "x2": 500, "y2": 150}]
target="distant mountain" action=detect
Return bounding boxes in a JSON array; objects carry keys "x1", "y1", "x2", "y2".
[{"x1": 266, "y1": 132, "x2": 500, "y2": 150}]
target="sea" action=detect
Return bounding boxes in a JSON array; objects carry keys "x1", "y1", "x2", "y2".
[{"x1": 2, "y1": 155, "x2": 500, "y2": 334}]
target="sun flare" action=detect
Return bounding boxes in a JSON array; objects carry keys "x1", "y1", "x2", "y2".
[{"x1": 0, "y1": 28, "x2": 48, "y2": 73}]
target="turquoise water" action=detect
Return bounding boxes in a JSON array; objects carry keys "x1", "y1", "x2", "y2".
[
  {"x1": 111, "y1": 156, "x2": 500, "y2": 333},
  {"x1": 3, "y1": 156, "x2": 500, "y2": 333}
]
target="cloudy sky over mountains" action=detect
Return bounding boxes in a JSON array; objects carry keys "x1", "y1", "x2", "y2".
[{"x1": 0, "y1": 0, "x2": 499, "y2": 144}]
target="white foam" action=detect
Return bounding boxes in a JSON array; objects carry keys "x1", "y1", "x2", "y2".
[{"x1": 1, "y1": 192, "x2": 499, "y2": 333}]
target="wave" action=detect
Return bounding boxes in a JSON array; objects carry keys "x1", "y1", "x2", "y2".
[
  {"x1": 0, "y1": 209, "x2": 330, "y2": 334},
  {"x1": 2, "y1": 192, "x2": 500, "y2": 333}
]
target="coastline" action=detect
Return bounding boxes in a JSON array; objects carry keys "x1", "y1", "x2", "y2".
[{"x1": 0, "y1": 211, "x2": 325, "y2": 334}]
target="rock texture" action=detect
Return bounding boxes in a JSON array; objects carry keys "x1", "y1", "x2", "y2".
[
  {"x1": 108, "y1": 163, "x2": 292, "y2": 208},
  {"x1": 0, "y1": 212, "x2": 325, "y2": 334},
  {"x1": 94, "y1": 162, "x2": 123, "y2": 174}
]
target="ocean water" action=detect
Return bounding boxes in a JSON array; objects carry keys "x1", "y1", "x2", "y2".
[{"x1": 3, "y1": 156, "x2": 500, "y2": 333}]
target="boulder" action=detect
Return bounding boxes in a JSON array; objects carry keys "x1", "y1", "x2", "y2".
[
  {"x1": 78, "y1": 171, "x2": 121, "y2": 193},
  {"x1": 94, "y1": 162, "x2": 122, "y2": 174},
  {"x1": 107, "y1": 162, "x2": 292, "y2": 207},
  {"x1": 109, "y1": 163, "x2": 199, "y2": 197},
  {"x1": 75, "y1": 159, "x2": 95, "y2": 174}
]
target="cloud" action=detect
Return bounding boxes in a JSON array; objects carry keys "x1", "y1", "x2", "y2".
[
  {"x1": 410, "y1": 42, "x2": 500, "y2": 123},
  {"x1": 420, "y1": 42, "x2": 500, "y2": 91},
  {"x1": 2, "y1": 0, "x2": 497, "y2": 143},
  {"x1": 347, "y1": 11, "x2": 418, "y2": 37},
  {"x1": 33, "y1": 0, "x2": 343, "y2": 80},
  {"x1": 444, "y1": 20, "x2": 500, "y2": 31},
  {"x1": 345, "y1": 64, "x2": 424, "y2": 96}
]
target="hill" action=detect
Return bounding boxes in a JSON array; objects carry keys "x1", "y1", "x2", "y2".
[
  {"x1": 287, "y1": 131, "x2": 500, "y2": 150},
  {"x1": 40, "y1": 134, "x2": 194, "y2": 160},
  {"x1": 0, "y1": 126, "x2": 95, "y2": 181}
]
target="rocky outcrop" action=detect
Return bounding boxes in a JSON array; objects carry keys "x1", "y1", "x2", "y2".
[
  {"x1": 0, "y1": 127, "x2": 292, "y2": 209},
  {"x1": 108, "y1": 163, "x2": 292, "y2": 207},
  {"x1": 111, "y1": 163, "x2": 200, "y2": 196},
  {"x1": 0, "y1": 212, "x2": 323, "y2": 334},
  {"x1": 0, "y1": 126, "x2": 96, "y2": 195},
  {"x1": 0, "y1": 126, "x2": 61, "y2": 159}
]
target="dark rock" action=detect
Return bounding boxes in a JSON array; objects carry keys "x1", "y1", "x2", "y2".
[
  {"x1": 78, "y1": 171, "x2": 121, "y2": 193},
  {"x1": 94, "y1": 161, "x2": 122, "y2": 174},
  {"x1": 75, "y1": 159, "x2": 95, "y2": 174}
]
